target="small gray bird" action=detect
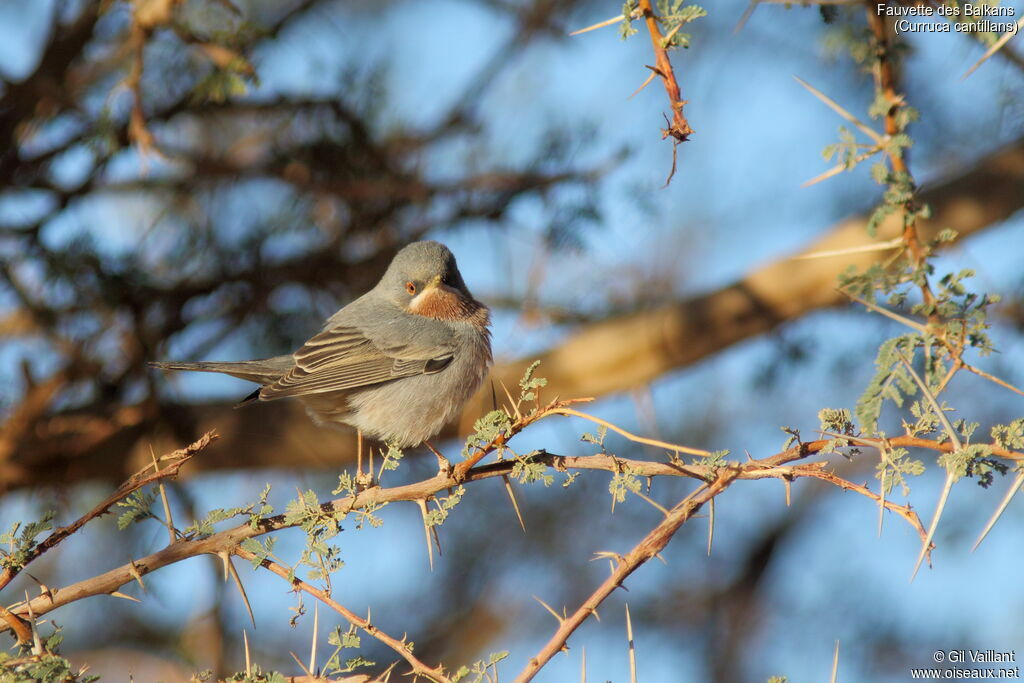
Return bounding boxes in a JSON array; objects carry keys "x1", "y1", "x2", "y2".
[{"x1": 151, "y1": 241, "x2": 492, "y2": 448}]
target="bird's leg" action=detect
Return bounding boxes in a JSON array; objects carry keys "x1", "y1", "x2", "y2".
[
  {"x1": 356, "y1": 430, "x2": 363, "y2": 479},
  {"x1": 354, "y1": 430, "x2": 373, "y2": 489},
  {"x1": 425, "y1": 441, "x2": 451, "y2": 477}
]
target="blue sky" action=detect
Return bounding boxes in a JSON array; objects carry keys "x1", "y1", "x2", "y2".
[{"x1": 2, "y1": 0, "x2": 1024, "y2": 680}]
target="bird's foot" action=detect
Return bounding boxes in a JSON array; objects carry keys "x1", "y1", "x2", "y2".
[{"x1": 452, "y1": 461, "x2": 472, "y2": 483}]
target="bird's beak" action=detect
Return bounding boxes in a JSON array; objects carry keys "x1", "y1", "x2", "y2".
[{"x1": 423, "y1": 274, "x2": 462, "y2": 298}]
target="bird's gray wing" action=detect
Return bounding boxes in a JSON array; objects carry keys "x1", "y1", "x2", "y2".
[{"x1": 259, "y1": 324, "x2": 454, "y2": 400}]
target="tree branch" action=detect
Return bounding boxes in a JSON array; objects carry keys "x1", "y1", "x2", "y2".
[
  {"x1": 514, "y1": 473, "x2": 733, "y2": 682},
  {"x1": 5, "y1": 403, "x2": 1012, "y2": 642}
]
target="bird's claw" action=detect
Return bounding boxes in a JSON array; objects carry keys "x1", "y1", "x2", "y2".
[
  {"x1": 452, "y1": 461, "x2": 472, "y2": 483},
  {"x1": 355, "y1": 470, "x2": 374, "y2": 489}
]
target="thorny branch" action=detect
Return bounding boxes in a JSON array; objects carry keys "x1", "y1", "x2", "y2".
[
  {"x1": 514, "y1": 474, "x2": 732, "y2": 683},
  {"x1": 637, "y1": 0, "x2": 694, "y2": 142},
  {"x1": 234, "y1": 547, "x2": 450, "y2": 683},
  {"x1": 0, "y1": 432, "x2": 217, "y2": 643},
  {"x1": 4, "y1": 391, "x2": 1020, "y2": 680},
  {"x1": 0, "y1": 432, "x2": 217, "y2": 594},
  {"x1": 864, "y1": 2, "x2": 935, "y2": 310},
  {"x1": 637, "y1": 0, "x2": 694, "y2": 184}
]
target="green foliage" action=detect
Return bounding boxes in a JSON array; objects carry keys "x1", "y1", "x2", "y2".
[
  {"x1": 937, "y1": 444, "x2": 1007, "y2": 487},
  {"x1": 424, "y1": 487, "x2": 466, "y2": 527},
  {"x1": 855, "y1": 335, "x2": 918, "y2": 435},
  {"x1": 284, "y1": 490, "x2": 345, "y2": 581},
  {"x1": 870, "y1": 161, "x2": 889, "y2": 184},
  {"x1": 0, "y1": 625, "x2": 99, "y2": 682},
  {"x1": 250, "y1": 484, "x2": 274, "y2": 528},
  {"x1": 838, "y1": 262, "x2": 901, "y2": 301},
  {"x1": 876, "y1": 447, "x2": 924, "y2": 497},
  {"x1": 938, "y1": 445, "x2": 983, "y2": 481},
  {"x1": 332, "y1": 472, "x2": 357, "y2": 498},
  {"x1": 609, "y1": 466, "x2": 642, "y2": 504},
  {"x1": 932, "y1": 270, "x2": 999, "y2": 355},
  {"x1": 223, "y1": 666, "x2": 288, "y2": 683},
  {"x1": 511, "y1": 454, "x2": 554, "y2": 487},
  {"x1": 657, "y1": 0, "x2": 707, "y2": 49},
  {"x1": 239, "y1": 536, "x2": 276, "y2": 569},
  {"x1": 620, "y1": 0, "x2": 640, "y2": 38},
  {"x1": 116, "y1": 490, "x2": 157, "y2": 530},
  {"x1": 462, "y1": 410, "x2": 513, "y2": 458},
  {"x1": 353, "y1": 501, "x2": 385, "y2": 530},
  {"x1": 992, "y1": 418, "x2": 1024, "y2": 450},
  {"x1": 821, "y1": 25, "x2": 875, "y2": 66},
  {"x1": 328, "y1": 624, "x2": 362, "y2": 650},
  {"x1": 323, "y1": 625, "x2": 375, "y2": 675},
  {"x1": 822, "y1": 126, "x2": 860, "y2": 170},
  {"x1": 818, "y1": 408, "x2": 855, "y2": 454},
  {"x1": 379, "y1": 442, "x2": 405, "y2": 472},
  {"x1": 702, "y1": 449, "x2": 730, "y2": 473},
  {"x1": 0, "y1": 510, "x2": 55, "y2": 571},
  {"x1": 780, "y1": 426, "x2": 802, "y2": 450},
  {"x1": 518, "y1": 360, "x2": 548, "y2": 402},
  {"x1": 906, "y1": 399, "x2": 940, "y2": 437},
  {"x1": 186, "y1": 485, "x2": 273, "y2": 539},
  {"x1": 512, "y1": 459, "x2": 554, "y2": 486},
  {"x1": 965, "y1": 454, "x2": 1009, "y2": 489},
  {"x1": 866, "y1": 171, "x2": 920, "y2": 237},
  {"x1": 0, "y1": 653, "x2": 97, "y2": 683},
  {"x1": 186, "y1": 506, "x2": 246, "y2": 538},
  {"x1": 580, "y1": 425, "x2": 608, "y2": 449},
  {"x1": 767, "y1": 677, "x2": 789, "y2": 683},
  {"x1": 452, "y1": 651, "x2": 510, "y2": 683}
]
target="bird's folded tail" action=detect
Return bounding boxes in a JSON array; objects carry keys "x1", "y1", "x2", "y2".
[{"x1": 148, "y1": 357, "x2": 293, "y2": 386}]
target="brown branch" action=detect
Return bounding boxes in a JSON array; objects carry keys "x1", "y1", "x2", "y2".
[
  {"x1": 794, "y1": 467, "x2": 929, "y2": 541},
  {"x1": 235, "y1": 547, "x2": 450, "y2": 683},
  {"x1": 865, "y1": 2, "x2": 937, "y2": 312},
  {"x1": 637, "y1": 0, "x2": 693, "y2": 144},
  {"x1": 514, "y1": 472, "x2": 736, "y2": 682},
  {"x1": 0, "y1": 432, "x2": 217, "y2": 593},
  {"x1": 4, "y1": 414, "x2": 1010, "y2": 641},
  {"x1": 0, "y1": 604, "x2": 30, "y2": 644}
]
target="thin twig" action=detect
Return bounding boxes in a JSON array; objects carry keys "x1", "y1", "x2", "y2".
[
  {"x1": 962, "y1": 362, "x2": 1024, "y2": 398},
  {"x1": 961, "y1": 14, "x2": 1024, "y2": 79},
  {"x1": 514, "y1": 476, "x2": 730, "y2": 683},
  {"x1": 550, "y1": 407, "x2": 714, "y2": 457},
  {"x1": 636, "y1": 0, "x2": 694, "y2": 184},
  {"x1": 4, "y1": 428, "x2": 1020, "y2": 640},
  {"x1": 235, "y1": 546, "x2": 450, "y2": 683},
  {"x1": 0, "y1": 432, "x2": 216, "y2": 592}
]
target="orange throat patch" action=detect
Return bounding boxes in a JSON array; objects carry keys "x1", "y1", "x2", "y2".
[{"x1": 410, "y1": 287, "x2": 487, "y2": 325}]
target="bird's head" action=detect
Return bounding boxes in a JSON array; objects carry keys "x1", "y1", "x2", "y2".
[{"x1": 376, "y1": 241, "x2": 483, "y2": 322}]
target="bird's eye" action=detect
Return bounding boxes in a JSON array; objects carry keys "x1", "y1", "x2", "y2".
[{"x1": 405, "y1": 281, "x2": 416, "y2": 295}]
